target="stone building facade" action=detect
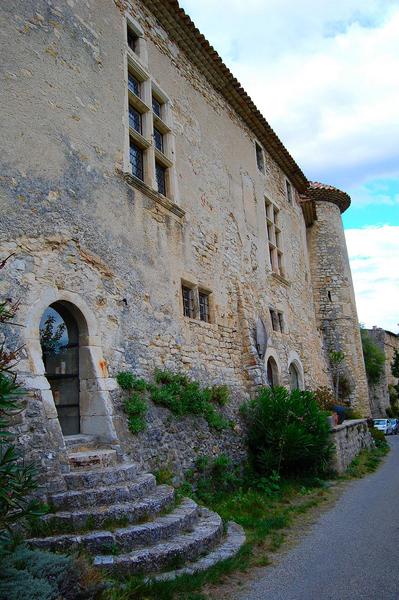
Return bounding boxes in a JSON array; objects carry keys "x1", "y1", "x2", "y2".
[
  {"x1": 0, "y1": 0, "x2": 370, "y2": 487},
  {"x1": 366, "y1": 328, "x2": 399, "y2": 418}
]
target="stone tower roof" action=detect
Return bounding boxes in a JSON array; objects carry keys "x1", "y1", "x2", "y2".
[{"x1": 307, "y1": 181, "x2": 351, "y2": 213}]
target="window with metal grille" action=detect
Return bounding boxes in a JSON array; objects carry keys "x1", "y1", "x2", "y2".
[
  {"x1": 152, "y1": 96, "x2": 162, "y2": 117},
  {"x1": 155, "y1": 162, "x2": 166, "y2": 195},
  {"x1": 182, "y1": 286, "x2": 194, "y2": 318},
  {"x1": 127, "y1": 26, "x2": 139, "y2": 52},
  {"x1": 278, "y1": 312, "x2": 284, "y2": 332},
  {"x1": 154, "y1": 127, "x2": 164, "y2": 152},
  {"x1": 129, "y1": 140, "x2": 143, "y2": 180},
  {"x1": 128, "y1": 72, "x2": 140, "y2": 97},
  {"x1": 255, "y1": 141, "x2": 265, "y2": 173},
  {"x1": 199, "y1": 291, "x2": 210, "y2": 323},
  {"x1": 286, "y1": 180, "x2": 293, "y2": 204},
  {"x1": 129, "y1": 105, "x2": 142, "y2": 134}
]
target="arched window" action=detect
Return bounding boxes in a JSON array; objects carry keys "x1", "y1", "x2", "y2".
[
  {"x1": 40, "y1": 302, "x2": 80, "y2": 435},
  {"x1": 289, "y1": 362, "x2": 300, "y2": 391},
  {"x1": 266, "y1": 357, "x2": 279, "y2": 388}
]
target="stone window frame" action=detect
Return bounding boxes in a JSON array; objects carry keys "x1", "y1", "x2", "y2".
[
  {"x1": 265, "y1": 196, "x2": 285, "y2": 277},
  {"x1": 254, "y1": 140, "x2": 265, "y2": 174},
  {"x1": 269, "y1": 308, "x2": 284, "y2": 333},
  {"x1": 180, "y1": 280, "x2": 214, "y2": 324},
  {"x1": 123, "y1": 20, "x2": 178, "y2": 203},
  {"x1": 285, "y1": 178, "x2": 294, "y2": 204},
  {"x1": 288, "y1": 351, "x2": 305, "y2": 390},
  {"x1": 125, "y1": 14, "x2": 148, "y2": 67}
]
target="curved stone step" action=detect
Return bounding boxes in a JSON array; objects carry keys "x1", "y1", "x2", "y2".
[
  {"x1": 41, "y1": 485, "x2": 175, "y2": 532},
  {"x1": 50, "y1": 473, "x2": 156, "y2": 511},
  {"x1": 68, "y1": 448, "x2": 119, "y2": 470},
  {"x1": 27, "y1": 498, "x2": 199, "y2": 554},
  {"x1": 153, "y1": 521, "x2": 246, "y2": 581},
  {"x1": 94, "y1": 508, "x2": 223, "y2": 574},
  {"x1": 64, "y1": 462, "x2": 139, "y2": 490}
]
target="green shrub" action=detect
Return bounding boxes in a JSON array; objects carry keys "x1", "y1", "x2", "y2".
[
  {"x1": 123, "y1": 393, "x2": 147, "y2": 434},
  {"x1": 116, "y1": 371, "x2": 147, "y2": 392},
  {"x1": 150, "y1": 369, "x2": 229, "y2": 430},
  {"x1": 370, "y1": 427, "x2": 388, "y2": 447},
  {"x1": 241, "y1": 386, "x2": 332, "y2": 476},
  {"x1": 209, "y1": 385, "x2": 229, "y2": 406},
  {"x1": 0, "y1": 546, "x2": 81, "y2": 600},
  {"x1": 361, "y1": 328, "x2": 385, "y2": 384}
]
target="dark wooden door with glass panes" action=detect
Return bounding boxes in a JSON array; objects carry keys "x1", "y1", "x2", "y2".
[{"x1": 40, "y1": 305, "x2": 80, "y2": 435}]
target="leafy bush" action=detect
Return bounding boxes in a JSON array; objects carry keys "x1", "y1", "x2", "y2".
[
  {"x1": 361, "y1": 328, "x2": 385, "y2": 384},
  {"x1": 369, "y1": 427, "x2": 387, "y2": 448},
  {"x1": 0, "y1": 546, "x2": 82, "y2": 600},
  {"x1": 0, "y1": 290, "x2": 44, "y2": 545},
  {"x1": 241, "y1": 386, "x2": 332, "y2": 476},
  {"x1": 123, "y1": 393, "x2": 147, "y2": 434},
  {"x1": 151, "y1": 370, "x2": 229, "y2": 430},
  {"x1": 116, "y1": 371, "x2": 147, "y2": 392},
  {"x1": 314, "y1": 386, "x2": 336, "y2": 412}
]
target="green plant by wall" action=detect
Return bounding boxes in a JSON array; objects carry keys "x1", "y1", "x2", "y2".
[
  {"x1": 360, "y1": 328, "x2": 385, "y2": 384},
  {"x1": 0, "y1": 274, "x2": 44, "y2": 545},
  {"x1": 151, "y1": 370, "x2": 230, "y2": 430},
  {"x1": 116, "y1": 373, "x2": 148, "y2": 434},
  {"x1": 241, "y1": 386, "x2": 332, "y2": 477}
]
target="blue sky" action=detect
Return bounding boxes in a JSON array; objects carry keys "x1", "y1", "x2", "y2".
[{"x1": 179, "y1": 0, "x2": 399, "y2": 331}]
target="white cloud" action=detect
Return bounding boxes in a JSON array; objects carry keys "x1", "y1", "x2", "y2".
[
  {"x1": 179, "y1": 1, "x2": 399, "y2": 190},
  {"x1": 345, "y1": 225, "x2": 399, "y2": 332}
]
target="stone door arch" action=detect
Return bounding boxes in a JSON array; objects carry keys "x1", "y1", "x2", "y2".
[{"x1": 25, "y1": 290, "x2": 117, "y2": 442}]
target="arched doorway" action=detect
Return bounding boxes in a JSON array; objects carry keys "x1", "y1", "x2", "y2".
[
  {"x1": 266, "y1": 357, "x2": 279, "y2": 388},
  {"x1": 289, "y1": 362, "x2": 300, "y2": 391},
  {"x1": 40, "y1": 302, "x2": 81, "y2": 435}
]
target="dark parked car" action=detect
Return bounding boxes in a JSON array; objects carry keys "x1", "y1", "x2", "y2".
[{"x1": 388, "y1": 419, "x2": 399, "y2": 435}]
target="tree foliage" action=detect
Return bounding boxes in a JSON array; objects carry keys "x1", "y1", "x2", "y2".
[
  {"x1": 241, "y1": 386, "x2": 332, "y2": 476},
  {"x1": 0, "y1": 264, "x2": 44, "y2": 544},
  {"x1": 360, "y1": 328, "x2": 385, "y2": 384}
]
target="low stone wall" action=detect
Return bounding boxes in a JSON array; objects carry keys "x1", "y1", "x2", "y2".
[{"x1": 330, "y1": 419, "x2": 373, "y2": 474}]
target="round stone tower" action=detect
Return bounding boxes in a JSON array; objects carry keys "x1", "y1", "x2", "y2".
[{"x1": 306, "y1": 182, "x2": 370, "y2": 415}]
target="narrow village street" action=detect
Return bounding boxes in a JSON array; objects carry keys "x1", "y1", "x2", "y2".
[{"x1": 238, "y1": 438, "x2": 399, "y2": 600}]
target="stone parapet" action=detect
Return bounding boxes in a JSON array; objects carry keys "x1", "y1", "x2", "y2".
[{"x1": 330, "y1": 419, "x2": 373, "y2": 473}]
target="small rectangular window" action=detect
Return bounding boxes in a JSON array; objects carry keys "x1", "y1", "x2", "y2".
[
  {"x1": 255, "y1": 141, "x2": 265, "y2": 173},
  {"x1": 155, "y1": 162, "x2": 166, "y2": 196},
  {"x1": 129, "y1": 105, "x2": 142, "y2": 134},
  {"x1": 286, "y1": 180, "x2": 293, "y2": 204},
  {"x1": 128, "y1": 72, "x2": 140, "y2": 97},
  {"x1": 270, "y1": 309, "x2": 279, "y2": 332},
  {"x1": 129, "y1": 140, "x2": 143, "y2": 180},
  {"x1": 154, "y1": 127, "x2": 164, "y2": 152},
  {"x1": 278, "y1": 312, "x2": 284, "y2": 332},
  {"x1": 152, "y1": 96, "x2": 162, "y2": 118},
  {"x1": 199, "y1": 291, "x2": 210, "y2": 323},
  {"x1": 182, "y1": 286, "x2": 194, "y2": 318},
  {"x1": 127, "y1": 25, "x2": 139, "y2": 53}
]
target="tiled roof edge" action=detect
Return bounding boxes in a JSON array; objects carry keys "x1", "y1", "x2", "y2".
[{"x1": 141, "y1": 0, "x2": 309, "y2": 192}]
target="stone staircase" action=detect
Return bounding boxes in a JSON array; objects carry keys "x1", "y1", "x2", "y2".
[{"x1": 27, "y1": 436, "x2": 245, "y2": 579}]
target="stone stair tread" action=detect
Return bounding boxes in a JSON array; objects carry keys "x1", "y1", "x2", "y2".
[
  {"x1": 43, "y1": 485, "x2": 175, "y2": 522},
  {"x1": 64, "y1": 462, "x2": 140, "y2": 489},
  {"x1": 27, "y1": 498, "x2": 199, "y2": 553},
  {"x1": 152, "y1": 521, "x2": 246, "y2": 581},
  {"x1": 50, "y1": 472, "x2": 156, "y2": 509},
  {"x1": 68, "y1": 448, "x2": 117, "y2": 459},
  {"x1": 93, "y1": 508, "x2": 223, "y2": 573},
  {"x1": 64, "y1": 434, "x2": 95, "y2": 447}
]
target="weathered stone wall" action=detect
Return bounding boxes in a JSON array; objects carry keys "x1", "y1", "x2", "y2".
[
  {"x1": 307, "y1": 201, "x2": 370, "y2": 414},
  {"x1": 330, "y1": 420, "x2": 373, "y2": 474},
  {"x1": 0, "y1": 0, "x2": 362, "y2": 485},
  {"x1": 366, "y1": 328, "x2": 399, "y2": 418}
]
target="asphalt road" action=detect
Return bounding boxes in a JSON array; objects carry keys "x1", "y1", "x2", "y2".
[{"x1": 238, "y1": 436, "x2": 399, "y2": 600}]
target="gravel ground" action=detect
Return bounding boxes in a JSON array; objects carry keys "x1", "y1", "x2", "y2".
[{"x1": 237, "y1": 437, "x2": 399, "y2": 600}]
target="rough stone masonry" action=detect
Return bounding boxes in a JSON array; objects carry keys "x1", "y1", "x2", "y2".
[{"x1": 0, "y1": 0, "x2": 371, "y2": 487}]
